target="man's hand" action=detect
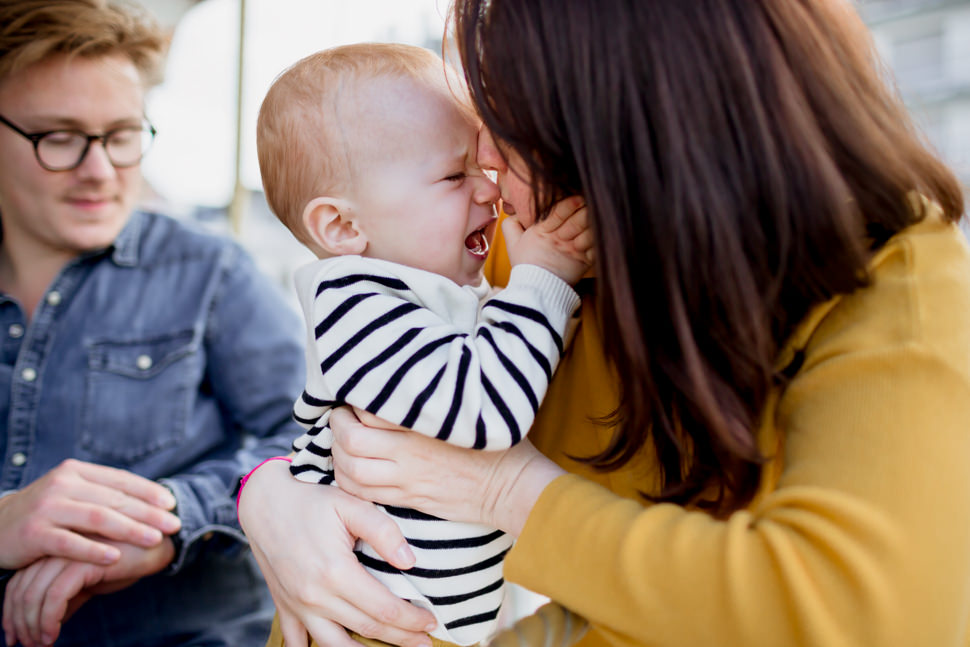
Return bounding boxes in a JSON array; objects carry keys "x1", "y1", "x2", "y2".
[
  {"x1": 0, "y1": 459, "x2": 181, "y2": 570},
  {"x1": 2, "y1": 538, "x2": 175, "y2": 647},
  {"x1": 504, "y1": 196, "x2": 594, "y2": 285}
]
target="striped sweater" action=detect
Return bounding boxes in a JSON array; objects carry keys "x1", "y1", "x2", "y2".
[{"x1": 288, "y1": 256, "x2": 580, "y2": 645}]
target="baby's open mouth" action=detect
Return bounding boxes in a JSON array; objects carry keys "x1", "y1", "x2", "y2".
[{"x1": 465, "y1": 226, "x2": 490, "y2": 258}]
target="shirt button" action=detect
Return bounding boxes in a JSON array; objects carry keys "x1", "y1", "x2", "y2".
[
  {"x1": 10, "y1": 452, "x2": 26, "y2": 466},
  {"x1": 21, "y1": 367, "x2": 37, "y2": 382},
  {"x1": 8, "y1": 324, "x2": 23, "y2": 339},
  {"x1": 136, "y1": 355, "x2": 153, "y2": 370},
  {"x1": 46, "y1": 291, "x2": 62, "y2": 306}
]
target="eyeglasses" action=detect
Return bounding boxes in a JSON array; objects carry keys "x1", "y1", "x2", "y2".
[{"x1": 0, "y1": 114, "x2": 156, "y2": 171}]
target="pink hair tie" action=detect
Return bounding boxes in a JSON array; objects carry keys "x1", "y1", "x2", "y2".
[{"x1": 235, "y1": 456, "x2": 292, "y2": 515}]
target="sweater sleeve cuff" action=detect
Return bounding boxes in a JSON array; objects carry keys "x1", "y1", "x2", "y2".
[
  {"x1": 505, "y1": 473, "x2": 632, "y2": 595},
  {"x1": 506, "y1": 264, "x2": 581, "y2": 327}
]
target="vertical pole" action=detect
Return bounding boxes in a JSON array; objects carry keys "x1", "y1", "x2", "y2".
[{"x1": 228, "y1": 0, "x2": 247, "y2": 236}]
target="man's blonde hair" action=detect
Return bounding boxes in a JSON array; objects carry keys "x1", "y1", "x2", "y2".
[
  {"x1": 257, "y1": 42, "x2": 467, "y2": 246},
  {"x1": 0, "y1": 0, "x2": 167, "y2": 86}
]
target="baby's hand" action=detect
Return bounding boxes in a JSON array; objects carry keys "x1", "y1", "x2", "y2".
[{"x1": 504, "y1": 196, "x2": 594, "y2": 285}]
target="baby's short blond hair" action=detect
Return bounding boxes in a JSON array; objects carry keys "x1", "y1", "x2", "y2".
[{"x1": 257, "y1": 42, "x2": 465, "y2": 247}]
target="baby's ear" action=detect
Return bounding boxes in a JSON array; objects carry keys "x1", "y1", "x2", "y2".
[{"x1": 302, "y1": 196, "x2": 367, "y2": 256}]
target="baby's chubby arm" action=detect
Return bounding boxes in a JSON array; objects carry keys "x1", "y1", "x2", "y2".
[
  {"x1": 503, "y1": 196, "x2": 594, "y2": 286},
  {"x1": 299, "y1": 250, "x2": 581, "y2": 452}
]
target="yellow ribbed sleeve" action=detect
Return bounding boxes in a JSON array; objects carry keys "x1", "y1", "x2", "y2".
[{"x1": 499, "y1": 210, "x2": 970, "y2": 646}]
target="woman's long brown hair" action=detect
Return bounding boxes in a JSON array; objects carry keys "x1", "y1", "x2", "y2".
[{"x1": 451, "y1": 0, "x2": 964, "y2": 514}]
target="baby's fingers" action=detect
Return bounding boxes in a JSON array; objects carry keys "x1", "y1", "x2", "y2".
[
  {"x1": 500, "y1": 216, "x2": 525, "y2": 250},
  {"x1": 539, "y1": 196, "x2": 586, "y2": 234},
  {"x1": 557, "y1": 205, "x2": 590, "y2": 242},
  {"x1": 573, "y1": 226, "x2": 596, "y2": 255}
]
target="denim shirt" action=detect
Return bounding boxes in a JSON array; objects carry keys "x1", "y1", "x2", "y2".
[{"x1": 0, "y1": 211, "x2": 306, "y2": 646}]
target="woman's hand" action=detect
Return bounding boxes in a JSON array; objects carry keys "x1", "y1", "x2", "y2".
[
  {"x1": 329, "y1": 407, "x2": 565, "y2": 536},
  {"x1": 237, "y1": 459, "x2": 437, "y2": 647}
]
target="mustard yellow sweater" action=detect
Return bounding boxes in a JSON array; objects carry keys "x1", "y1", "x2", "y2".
[{"x1": 484, "y1": 207, "x2": 970, "y2": 647}]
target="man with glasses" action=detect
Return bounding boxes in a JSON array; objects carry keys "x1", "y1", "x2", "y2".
[
  {"x1": 0, "y1": 114, "x2": 157, "y2": 173},
  {"x1": 0, "y1": 2, "x2": 305, "y2": 646}
]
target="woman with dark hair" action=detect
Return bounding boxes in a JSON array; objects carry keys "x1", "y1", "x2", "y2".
[{"x1": 239, "y1": 0, "x2": 970, "y2": 645}]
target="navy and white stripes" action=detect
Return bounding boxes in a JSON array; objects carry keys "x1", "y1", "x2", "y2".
[{"x1": 288, "y1": 256, "x2": 578, "y2": 645}]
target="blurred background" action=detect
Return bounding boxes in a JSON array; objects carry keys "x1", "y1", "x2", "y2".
[
  {"x1": 130, "y1": 0, "x2": 970, "y2": 300},
  {"x1": 135, "y1": 0, "x2": 451, "y2": 303}
]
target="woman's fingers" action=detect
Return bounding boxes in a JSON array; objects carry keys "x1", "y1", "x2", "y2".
[
  {"x1": 331, "y1": 415, "x2": 499, "y2": 524},
  {"x1": 325, "y1": 596, "x2": 434, "y2": 647},
  {"x1": 239, "y1": 461, "x2": 434, "y2": 642},
  {"x1": 276, "y1": 609, "x2": 311, "y2": 647},
  {"x1": 331, "y1": 435, "x2": 398, "y2": 487},
  {"x1": 254, "y1": 524, "x2": 432, "y2": 647},
  {"x1": 331, "y1": 408, "x2": 420, "y2": 465}
]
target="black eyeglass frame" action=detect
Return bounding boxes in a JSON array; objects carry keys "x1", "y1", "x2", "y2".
[{"x1": 0, "y1": 113, "x2": 156, "y2": 171}]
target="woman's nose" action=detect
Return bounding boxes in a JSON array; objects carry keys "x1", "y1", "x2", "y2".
[{"x1": 476, "y1": 126, "x2": 506, "y2": 173}]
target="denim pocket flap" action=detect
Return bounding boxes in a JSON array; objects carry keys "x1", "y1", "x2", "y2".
[{"x1": 88, "y1": 330, "x2": 198, "y2": 379}]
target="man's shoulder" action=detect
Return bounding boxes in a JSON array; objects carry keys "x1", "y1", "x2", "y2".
[{"x1": 132, "y1": 211, "x2": 246, "y2": 263}]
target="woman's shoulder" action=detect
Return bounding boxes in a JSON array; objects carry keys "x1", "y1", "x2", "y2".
[
  {"x1": 789, "y1": 205, "x2": 970, "y2": 379},
  {"x1": 862, "y1": 203, "x2": 970, "y2": 336}
]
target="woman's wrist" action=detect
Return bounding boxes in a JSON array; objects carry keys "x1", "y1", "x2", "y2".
[
  {"x1": 488, "y1": 444, "x2": 565, "y2": 536},
  {"x1": 237, "y1": 457, "x2": 293, "y2": 530},
  {"x1": 235, "y1": 456, "x2": 292, "y2": 515}
]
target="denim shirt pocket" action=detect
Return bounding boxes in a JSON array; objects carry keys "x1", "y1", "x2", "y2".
[{"x1": 81, "y1": 329, "x2": 202, "y2": 466}]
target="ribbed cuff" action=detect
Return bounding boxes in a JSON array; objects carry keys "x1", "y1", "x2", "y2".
[{"x1": 506, "y1": 264, "x2": 581, "y2": 327}]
